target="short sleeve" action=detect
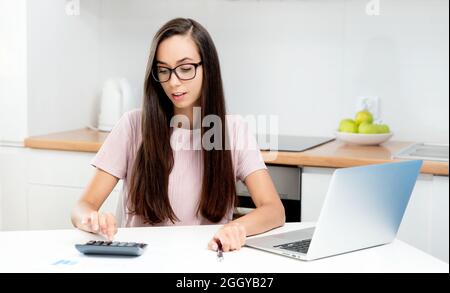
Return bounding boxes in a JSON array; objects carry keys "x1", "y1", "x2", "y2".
[
  {"x1": 234, "y1": 117, "x2": 267, "y2": 182},
  {"x1": 90, "y1": 113, "x2": 132, "y2": 179}
]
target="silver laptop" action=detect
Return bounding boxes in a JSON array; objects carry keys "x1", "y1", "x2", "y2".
[{"x1": 245, "y1": 160, "x2": 423, "y2": 261}]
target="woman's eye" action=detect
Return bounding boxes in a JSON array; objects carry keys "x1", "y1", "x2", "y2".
[
  {"x1": 180, "y1": 66, "x2": 193, "y2": 72},
  {"x1": 158, "y1": 68, "x2": 169, "y2": 74}
]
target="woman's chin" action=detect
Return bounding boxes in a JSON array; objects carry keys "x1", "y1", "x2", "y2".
[
  {"x1": 171, "y1": 98, "x2": 199, "y2": 110},
  {"x1": 172, "y1": 100, "x2": 190, "y2": 109}
]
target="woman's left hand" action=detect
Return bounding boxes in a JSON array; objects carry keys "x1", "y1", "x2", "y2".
[{"x1": 208, "y1": 222, "x2": 247, "y2": 252}]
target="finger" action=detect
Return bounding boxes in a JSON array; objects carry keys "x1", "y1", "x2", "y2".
[
  {"x1": 222, "y1": 228, "x2": 235, "y2": 251},
  {"x1": 105, "y1": 213, "x2": 117, "y2": 240},
  {"x1": 222, "y1": 227, "x2": 237, "y2": 251},
  {"x1": 99, "y1": 213, "x2": 107, "y2": 235},
  {"x1": 218, "y1": 234, "x2": 231, "y2": 252},
  {"x1": 81, "y1": 215, "x2": 90, "y2": 226},
  {"x1": 208, "y1": 239, "x2": 218, "y2": 251},
  {"x1": 90, "y1": 212, "x2": 99, "y2": 232}
]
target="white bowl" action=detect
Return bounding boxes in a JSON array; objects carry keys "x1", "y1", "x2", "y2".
[{"x1": 335, "y1": 131, "x2": 393, "y2": 146}]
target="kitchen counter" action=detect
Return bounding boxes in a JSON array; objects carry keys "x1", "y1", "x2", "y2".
[
  {"x1": 24, "y1": 128, "x2": 449, "y2": 176},
  {"x1": 261, "y1": 140, "x2": 449, "y2": 175},
  {"x1": 24, "y1": 128, "x2": 107, "y2": 153}
]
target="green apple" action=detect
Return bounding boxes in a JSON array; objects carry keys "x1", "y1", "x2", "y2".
[
  {"x1": 358, "y1": 122, "x2": 379, "y2": 134},
  {"x1": 355, "y1": 110, "x2": 373, "y2": 126},
  {"x1": 339, "y1": 119, "x2": 358, "y2": 133},
  {"x1": 377, "y1": 124, "x2": 390, "y2": 134}
]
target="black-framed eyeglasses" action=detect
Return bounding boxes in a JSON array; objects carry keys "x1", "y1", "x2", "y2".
[{"x1": 152, "y1": 61, "x2": 202, "y2": 83}]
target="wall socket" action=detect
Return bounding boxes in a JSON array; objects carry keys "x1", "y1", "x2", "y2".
[
  {"x1": 356, "y1": 96, "x2": 380, "y2": 121},
  {"x1": 65, "y1": 0, "x2": 80, "y2": 16}
]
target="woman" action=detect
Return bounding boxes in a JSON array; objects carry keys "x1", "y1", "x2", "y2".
[{"x1": 71, "y1": 18, "x2": 285, "y2": 252}]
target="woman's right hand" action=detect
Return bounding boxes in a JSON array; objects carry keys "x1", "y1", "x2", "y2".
[
  {"x1": 78, "y1": 211, "x2": 118, "y2": 241},
  {"x1": 71, "y1": 169, "x2": 120, "y2": 240}
]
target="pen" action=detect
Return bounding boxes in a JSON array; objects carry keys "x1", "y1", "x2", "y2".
[{"x1": 216, "y1": 242, "x2": 224, "y2": 262}]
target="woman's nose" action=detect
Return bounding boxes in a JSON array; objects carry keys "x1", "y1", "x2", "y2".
[{"x1": 168, "y1": 71, "x2": 182, "y2": 86}]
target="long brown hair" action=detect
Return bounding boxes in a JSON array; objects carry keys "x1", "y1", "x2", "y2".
[{"x1": 128, "y1": 18, "x2": 236, "y2": 224}]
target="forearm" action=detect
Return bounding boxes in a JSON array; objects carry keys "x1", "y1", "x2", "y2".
[{"x1": 231, "y1": 202, "x2": 285, "y2": 237}]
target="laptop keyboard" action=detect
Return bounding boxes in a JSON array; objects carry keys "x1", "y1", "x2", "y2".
[{"x1": 274, "y1": 239, "x2": 312, "y2": 254}]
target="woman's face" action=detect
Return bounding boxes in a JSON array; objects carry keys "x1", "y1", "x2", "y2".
[{"x1": 155, "y1": 34, "x2": 203, "y2": 111}]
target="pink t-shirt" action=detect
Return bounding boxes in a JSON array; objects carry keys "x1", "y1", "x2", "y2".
[{"x1": 91, "y1": 109, "x2": 267, "y2": 227}]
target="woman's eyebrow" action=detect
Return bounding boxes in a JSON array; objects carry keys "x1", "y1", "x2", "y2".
[{"x1": 156, "y1": 57, "x2": 193, "y2": 65}]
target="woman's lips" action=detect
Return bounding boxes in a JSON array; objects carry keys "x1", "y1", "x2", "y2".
[{"x1": 172, "y1": 92, "x2": 186, "y2": 101}]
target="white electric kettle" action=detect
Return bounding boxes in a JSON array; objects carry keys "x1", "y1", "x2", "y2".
[{"x1": 98, "y1": 78, "x2": 136, "y2": 132}]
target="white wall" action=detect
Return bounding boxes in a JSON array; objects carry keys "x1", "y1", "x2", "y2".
[
  {"x1": 26, "y1": 0, "x2": 101, "y2": 137},
  {"x1": 98, "y1": 0, "x2": 449, "y2": 143},
  {"x1": 1, "y1": 0, "x2": 448, "y2": 143},
  {"x1": 342, "y1": 0, "x2": 449, "y2": 143},
  {"x1": 0, "y1": 0, "x2": 28, "y2": 144}
]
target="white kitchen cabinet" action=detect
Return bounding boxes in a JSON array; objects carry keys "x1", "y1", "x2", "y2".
[
  {"x1": 301, "y1": 167, "x2": 334, "y2": 222},
  {"x1": 397, "y1": 175, "x2": 449, "y2": 263},
  {"x1": 0, "y1": 146, "x2": 29, "y2": 230},
  {"x1": 0, "y1": 149, "x2": 3, "y2": 229},
  {"x1": 0, "y1": 146, "x2": 122, "y2": 231},
  {"x1": 27, "y1": 149, "x2": 97, "y2": 187},
  {"x1": 301, "y1": 166, "x2": 449, "y2": 263},
  {"x1": 397, "y1": 174, "x2": 433, "y2": 256},
  {"x1": 0, "y1": 176, "x2": 2, "y2": 230},
  {"x1": 430, "y1": 176, "x2": 449, "y2": 263}
]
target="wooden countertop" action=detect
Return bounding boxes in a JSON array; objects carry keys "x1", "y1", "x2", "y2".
[
  {"x1": 262, "y1": 141, "x2": 448, "y2": 176},
  {"x1": 24, "y1": 128, "x2": 107, "y2": 153},
  {"x1": 24, "y1": 128, "x2": 449, "y2": 176}
]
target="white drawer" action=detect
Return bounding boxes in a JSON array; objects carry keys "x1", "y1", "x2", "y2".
[
  {"x1": 27, "y1": 149, "x2": 96, "y2": 187},
  {"x1": 26, "y1": 149, "x2": 122, "y2": 191}
]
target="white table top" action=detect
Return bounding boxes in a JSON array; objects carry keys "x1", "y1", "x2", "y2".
[{"x1": 0, "y1": 222, "x2": 448, "y2": 273}]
